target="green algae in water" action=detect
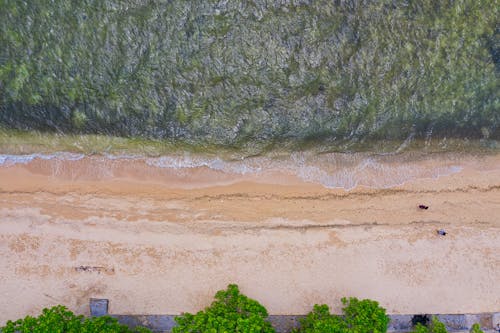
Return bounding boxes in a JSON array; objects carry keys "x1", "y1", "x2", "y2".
[
  {"x1": 0, "y1": 0, "x2": 498, "y2": 148},
  {"x1": 1, "y1": 127, "x2": 498, "y2": 158}
]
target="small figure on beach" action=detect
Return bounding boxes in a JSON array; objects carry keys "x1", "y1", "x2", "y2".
[
  {"x1": 437, "y1": 229, "x2": 447, "y2": 236},
  {"x1": 418, "y1": 204, "x2": 429, "y2": 210}
]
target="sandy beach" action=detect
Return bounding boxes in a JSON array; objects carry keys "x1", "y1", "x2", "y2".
[{"x1": 0, "y1": 152, "x2": 499, "y2": 324}]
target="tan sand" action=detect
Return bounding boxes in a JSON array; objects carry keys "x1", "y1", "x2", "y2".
[{"x1": 0, "y1": 153, "x2": 499, "y2": 324}]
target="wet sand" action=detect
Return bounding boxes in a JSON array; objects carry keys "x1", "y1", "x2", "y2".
[{"x1": 0, "y1": 153, "x2": 499, "y2": 323}]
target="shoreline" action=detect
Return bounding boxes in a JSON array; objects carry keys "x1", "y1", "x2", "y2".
[
  {"x1": 1, "y1": 128, "x2": 499, "y2": 157},
  {"x1": 0, "y1": 151, "x2": 499, "y2": 323},
  {"x1": 1, "y1": 150, "x2": 499, "y2": 190}
]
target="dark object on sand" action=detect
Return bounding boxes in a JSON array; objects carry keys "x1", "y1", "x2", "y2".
[
  {"x1": 75, "y1": 266, "x2": 115, "y2": 274},
  {"x1": 419, "y1": 205, "x2": 429, "y2": 210},
  {"x1": 437, "y1": 229, "x2": 447, "y2": 236}
]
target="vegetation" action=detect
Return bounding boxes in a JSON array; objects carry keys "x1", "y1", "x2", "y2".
[
  {"x1": 0, "y1": 305, "x2": 151, "y2": 333},
  {"x1": 293, "y1": 304, "x2": 347, "y2": 333},
  {"x1": 0, "y1": 293, "x2": 488, "y2": 333},
  {"x1": 1, "y1": 126, "x2": 498, "y2": 158},
  {"x1": 0, "y1": 0, "x2": 498, "y2": 147},
  {"x1": 341, "y1": 297, "x2": 389, "y2": 333},
  {"x1": 0, "y1": 127, "x2": 237, "y2": 156},
  {"x1": 173, "y1": 284, "x2": 275, "y2": 333},
  {"x1": 293, "y1": 297, "x2": 389, "y2": 333},
  {"x1": 469, "y1": 323, "x2": 484, "y2": 333},
  {"x1": 411, "y1": 316, "x2": 447, "y2": 333}
]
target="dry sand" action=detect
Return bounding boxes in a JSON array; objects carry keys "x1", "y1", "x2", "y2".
[{"x1": 0, "y1": 153, "x2": 499, "y2": 324}]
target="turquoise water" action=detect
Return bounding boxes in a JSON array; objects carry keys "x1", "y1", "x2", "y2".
[{"x1": 0, "y1": 1, "x2": 498, "y2": 148}]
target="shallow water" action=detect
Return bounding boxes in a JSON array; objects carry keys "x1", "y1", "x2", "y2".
[
  {"x1": 2, "y1": 150, "x2": 497, "y2": 190},
  {"x1": 1, "y1": 1, "x2": 498, "y2": 143}
]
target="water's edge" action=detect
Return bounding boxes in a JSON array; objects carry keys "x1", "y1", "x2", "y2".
[{"x1": 2, "y1": 149, "x2": 499, "y2": 190}]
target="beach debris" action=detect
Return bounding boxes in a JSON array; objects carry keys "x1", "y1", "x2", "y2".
[
  {"x1": 437, "y1": 229, "x2": 447, "y2": 236},
  {"x1": 74, "y1": 266, "x2": 115, "y2": 275},
  {"x1": 418, "y1": 204, "x2": 429, "y2": 210}
]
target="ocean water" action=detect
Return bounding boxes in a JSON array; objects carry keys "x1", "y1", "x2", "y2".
[
  {"x1": 0, "y1": 1, "x2": 498, "y2": 144},
  {"x1": 0, "y1": 1, "x2": 498, "y2": 190}
]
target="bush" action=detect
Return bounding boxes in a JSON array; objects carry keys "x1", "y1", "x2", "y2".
[
  {"x1": 469, "y1": 323, "x2": 484, "y2": 333},
  {"x1": 0, "y1": 305, "x2": 151, "y2": 333},
  {"x1": 173, "y1": 284, "x2": 275, "y2": 333},
  {"x1": 295, "y1": 297, "x2": 389, "y2": 333},
  {"x1": 342, "y1": 297, "x2": 390, "y2": 333},
  {"x1": 411, "y1": 316, "x2": 448, "y2": 333},
  {"x1": 292, "y1": 304, "x2": 347, "y2": 333}
]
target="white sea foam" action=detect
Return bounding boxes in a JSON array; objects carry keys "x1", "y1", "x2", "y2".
[
  {"x1": 146, "y1": 155, "x2": 263, "y2": 174},
  {"x1": 144, "y1": 152, "x2": 464, "y2": 190},
  {"x1": 103, "y1": 153, "x2": 142, "y2": 160},
  {"x1": 0, "y1": 153, "x2": 84, "y2": 166}
]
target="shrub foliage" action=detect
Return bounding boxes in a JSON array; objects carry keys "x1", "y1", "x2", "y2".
[
  {"x1": 411, "y1": 316, "x2": 447, "y2": 333},
  {"x1": 0, "y1": 305, "x2": 151, "y2": 333},
  {"x1": 173, "y1": 284, "x2": 275, "y2": 333},
  {"x1": 294, "y1": 297, "x2": 389, "y2": 333},
  {"x1": 293, "y1": 304, "x2": 347, "y2": 333},
  {"x1": 342, "y1": 297, "x2": 390, "y2": 333},
  {"x1": 469, "y1": 323, "x2": 484, "y2": 333}
]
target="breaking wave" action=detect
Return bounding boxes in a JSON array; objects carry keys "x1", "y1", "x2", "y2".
[{"x1": 0, "y1": 151, "x2": 470, "y2": 190}]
